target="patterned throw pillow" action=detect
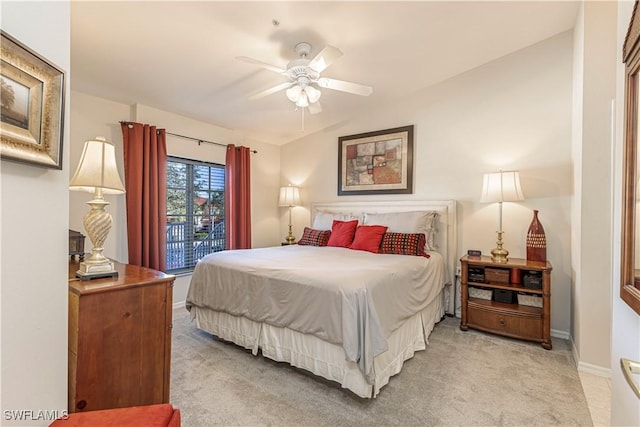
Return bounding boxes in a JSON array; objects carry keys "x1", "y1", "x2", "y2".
[
  {"x1": 364, "y1": 211, "x2": 438, "y2": 250},
  {"x1": 379, "y1": 232, "x2": 430, "y2": 258},
  {"x1": 297, "y1": 227, "x2": 331, "y2": 246}
]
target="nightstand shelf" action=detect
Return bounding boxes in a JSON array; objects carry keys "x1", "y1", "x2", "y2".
[
  {"x1": 467, "y1": 281, "x2": 545, "y2": 295},
  {"x1": 460, "y1": 255, "x2": 552, "y2": 349}
]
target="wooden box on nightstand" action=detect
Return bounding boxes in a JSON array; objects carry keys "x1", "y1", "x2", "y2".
[{"x1": 459, "y1": 255, "x2": 552, "y2": 349}]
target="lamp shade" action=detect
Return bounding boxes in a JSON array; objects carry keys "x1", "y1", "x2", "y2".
[
  {"x1": 286, "y1": 85, "x2": 302, "y2": 103},
  {"x1": 69, "y1": 137, "x2": 125, "y2": 194},
  {"x1": 295, "y1": 92, "x2": 309, "y2": 108},
  {"x1": 278, "y1": 186, "x2": 300, "y2": 207},
  {"x1": 480, "y1": 170, "x2": 524, "y2": 203},
  {"x1": 304, "y1": 85, "x2": 321, "y2": 103},
  {"x1": 286, "y1": 84, "x2": 321, "y2": 105}
]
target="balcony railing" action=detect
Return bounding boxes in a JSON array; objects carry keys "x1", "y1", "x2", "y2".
[{"x1": 166, "y1": 220, "x2": 225, "y2": 271}]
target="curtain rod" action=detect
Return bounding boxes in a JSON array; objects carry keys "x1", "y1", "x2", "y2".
[{"x1": 119, "y1": 121, "x2": 257, "y2": 153}]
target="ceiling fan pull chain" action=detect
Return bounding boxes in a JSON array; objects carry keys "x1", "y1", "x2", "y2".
[{"x1": 301, "y1": 107, "x2": 305, "y2": 132}]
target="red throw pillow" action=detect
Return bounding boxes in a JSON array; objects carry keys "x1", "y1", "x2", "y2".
[
  {"x1": 379, "y1": 232, "x2": 430, "y2": 258},
  {"x1": 349, "y1": 225, "x2": 388, "y2": 253},
  {"x1": 297, "y1": 227, "x2": 331, "y2": 246},
  {"x1": 326, "y1": 219, "x2": 359, "y2": 248}
]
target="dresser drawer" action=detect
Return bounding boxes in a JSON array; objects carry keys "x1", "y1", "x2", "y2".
[{"x1": 467, "y1": 302, "x2": 542, "y2": 341}]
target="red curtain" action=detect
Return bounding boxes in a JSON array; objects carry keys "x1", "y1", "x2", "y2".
[
  {"x1": 121, "y1": 122, "x2": 167, "y2": 271},
  {"x1": 225, "y1": 144, "x2": 252, "y2": 249}
]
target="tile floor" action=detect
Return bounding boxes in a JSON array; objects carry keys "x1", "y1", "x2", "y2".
[{"x1": 579, "y1": 371, "x2": 611, "y2": 426}]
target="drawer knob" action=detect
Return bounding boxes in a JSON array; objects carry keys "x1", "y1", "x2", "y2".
[{"x1": 498, "y1": 318, "x2": 506, "y2": 326}]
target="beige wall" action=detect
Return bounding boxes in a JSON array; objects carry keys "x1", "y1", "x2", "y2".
[
  {"x1": 69, "y1": 94, "x2": 281, "y2": 306},
  {"x1": 281, "y1": 32, "x2": 574, "y2": 336},
  {"x1": 69, "y1": 92, "x2": 130, "y2": 264},
  {"x1": 1, "y1": 2, "x2": 70, "y2": 424}
]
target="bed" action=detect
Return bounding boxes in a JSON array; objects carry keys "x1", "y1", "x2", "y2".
[{"x1": 186, "y1": 200, "x2": 457, "y2": 398}]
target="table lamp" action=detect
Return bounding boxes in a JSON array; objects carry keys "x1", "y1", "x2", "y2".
[
  {"x1": 69, "y1": 136, "x2": 125, "y2": 279},
  {"x1": 480, "y1": 170, "x2": 524, "y2": 263},
  {"x1": 278, "y1": 185, "x2": 301, "y2": 244}
]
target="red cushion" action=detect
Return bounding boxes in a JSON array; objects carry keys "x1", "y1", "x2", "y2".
[
  {"x1": 49, "y1": 404, "x2": 181, "y2": 427},
  {"x1": 349, "y1": 225, "x2": 388, "y2": 253},
  {"x1": 326, "y1": 219, "x2": 358, "y2": 248}
]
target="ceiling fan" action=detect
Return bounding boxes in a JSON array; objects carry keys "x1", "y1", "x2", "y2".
[{"x1": 237, "y1": 42, "x2": 373, "y2": 115}]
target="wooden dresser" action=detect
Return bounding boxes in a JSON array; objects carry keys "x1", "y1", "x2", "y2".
[{"x1": 68, "y1": 260, "x2": 175, "y2": 413}]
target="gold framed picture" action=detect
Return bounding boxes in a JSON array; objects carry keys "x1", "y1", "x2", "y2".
[
  {"x1": 338, "y1": 125, "x2": 414, "y2": 195},
  {"x1": 1, "y1": 30, "x2": 65, "y2": 169}
]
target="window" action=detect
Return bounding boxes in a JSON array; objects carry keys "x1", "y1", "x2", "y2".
[{"x1": 166, "y1": 156, "x2": 225, "y2": 273}]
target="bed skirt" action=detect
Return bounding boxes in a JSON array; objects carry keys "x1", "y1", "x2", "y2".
[{"x1": 190, "y1": 289, "x2": 444, "y2": 398}]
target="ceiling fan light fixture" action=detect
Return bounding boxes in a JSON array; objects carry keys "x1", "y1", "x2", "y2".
[
  {"x1": 305, "y1": 85, "x2": 321, "y2": 103},
  {"x1": 296, "y1": 92, "x2": 309, "y2": 108},
  {"x1": 286, "y1": 85, "x2": 302, "y2": 102},
  {"x1": 239, "y1": 41, "x2": 372, "y2": 113}
]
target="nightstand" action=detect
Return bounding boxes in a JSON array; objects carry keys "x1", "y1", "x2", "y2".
[
  {"x1": 68, "y1": 260, "x2": 175, "y2": 412},
  {"x1": 460, "y1": 255, "x2": 552, "y2": 349}
]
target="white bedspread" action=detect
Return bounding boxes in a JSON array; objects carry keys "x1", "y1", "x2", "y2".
[{"x1": 186, "y1": 245, "x2": 445, "y2": 382}]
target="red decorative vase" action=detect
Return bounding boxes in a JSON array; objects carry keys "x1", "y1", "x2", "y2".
[{"x1": 526, "y1": 210, "x2": 546, "y2": 262}]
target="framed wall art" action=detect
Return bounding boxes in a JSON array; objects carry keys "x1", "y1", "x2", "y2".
[
  {"x1": 338, "y1": 125, "x2": 414, "y2": 195},
  {"x1": 1, "y1": 30, "x2": 65, "y2": 169}
]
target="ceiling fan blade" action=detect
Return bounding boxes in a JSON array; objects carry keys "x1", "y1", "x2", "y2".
[
  {"x1": 248, "y1": 82, "x2": 294, "y2": 100},
  {"x1": 308, "y1": 102, "x2": 322, "y2": 115},
  {"x1": 308, "y1": 45, "x2": 343, "y2": 73},
  {"x1": 317, "y1": 78, "x2": 373, "y2": 96},
  {"x1": 236, "y1": 56, "x2": 287, "y2": 74}
]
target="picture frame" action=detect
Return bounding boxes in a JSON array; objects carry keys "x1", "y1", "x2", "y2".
[
  {"x1": 338, "y1": 125, "x2": 414, "y2": 195},
  {"x1": 1, "y1": 30, "x2": 65, "y2": 169}
]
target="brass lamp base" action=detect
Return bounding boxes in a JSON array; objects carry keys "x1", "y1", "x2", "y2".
[
  {"x1": 285, "y1": 223, "x2": 296, "y2": 244},
  {"x1": 490, "y1": 231, "x2": 509, "y2": 264}
]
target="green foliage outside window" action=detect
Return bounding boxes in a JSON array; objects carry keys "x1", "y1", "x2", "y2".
[{"x1": 166, "y1": 157, "x2": 225, "y2": 272}]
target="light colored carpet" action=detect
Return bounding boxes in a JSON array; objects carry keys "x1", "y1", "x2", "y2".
[{"x1": 170, "y1": 309, "x2": 592, "y2": 427}]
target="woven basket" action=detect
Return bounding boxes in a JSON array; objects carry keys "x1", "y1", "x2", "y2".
[
  {"x1": 517, "y1": 293, "x2": 543, "y2": 308},
  {"x1": 469, "y1": 287, "x2": 492, "y2": 300}
]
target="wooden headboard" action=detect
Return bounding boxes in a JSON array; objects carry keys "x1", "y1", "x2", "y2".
[{"x1": 311, "y1": 200, "x2": 458, "y2": 314}]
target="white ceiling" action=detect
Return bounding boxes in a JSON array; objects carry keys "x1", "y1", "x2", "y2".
[{"x1": 71, "y1": 1, "x2": 579, "y2": 146}]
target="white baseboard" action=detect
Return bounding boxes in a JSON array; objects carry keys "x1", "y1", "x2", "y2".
[
  {"x1": 569, "y1": 334, "x2": 611, "y2": 377},
  {"x1": 578, "y1": 361, "x2": 612, "y2": 378},
  {"x1": 551, "y1": 328, "x2": 570, "y2": 340},
  {"x1": 173, "y1": 300, "x2": 186, "y2": 310},
  {"x1": 571, "y1": 336, "x2": 580, "y2": 369}
]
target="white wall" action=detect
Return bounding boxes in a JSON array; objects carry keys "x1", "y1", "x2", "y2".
[
  {"x1": 1, "y1": 2, "x2": 70, "y2": 425},
  {"x1": 571, "y1": 1, "x2": 585, "y2": 374},
  {"x1": 69, "y1": 95, "x2": 281, "y2": 306},
  {"x1": 612, "y1": 1, "x2": 640, "y2": 425},
  {"x1": 571, "y1": 0, "x2": 617, "y2": 375},
  {"x1": 281, "y1": 32, "x2": 574, "y2": 336}
]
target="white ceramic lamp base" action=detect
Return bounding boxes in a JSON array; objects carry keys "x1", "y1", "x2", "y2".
[{"x1": 75, "y1": 196, "x2": 118, "y2": 280}]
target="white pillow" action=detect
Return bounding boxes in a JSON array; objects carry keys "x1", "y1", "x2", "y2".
[
  {"x1": 312, "y1": 211, "x2": 360, "y2": 231},
  {"x1": 364, "y1": 210, "x2": 438, "y2": 250}
]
